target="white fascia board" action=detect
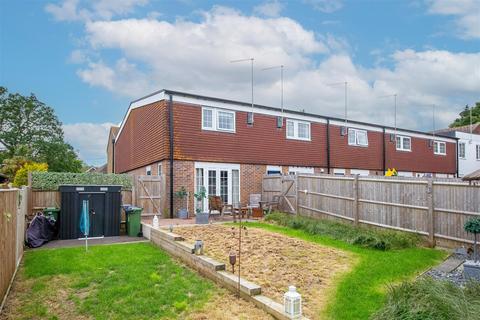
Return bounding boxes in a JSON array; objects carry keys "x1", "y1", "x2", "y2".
[
  {"x1": 329, "y1": 120, "x2": 383, "y2": 133},
  {"x1": 171, "y1": 94, "x2": 327, "y2": 124},
  {"x1": 385, "y1": 129, "x2": 456, "y2": 143}
]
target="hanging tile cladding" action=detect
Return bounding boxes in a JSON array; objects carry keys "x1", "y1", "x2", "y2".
[
  {"x1": 385, "y1": 135, "x2": 457, "y2": 173},
  {"x1": 172, "y1": 102, "x2": 328, "y2": 167},
  {"x1": 329, "y1": 125, "x2": 384, "y2": 171},
  {"x1": 114, "y1": 101, "x2": 169, "y2": 173}
]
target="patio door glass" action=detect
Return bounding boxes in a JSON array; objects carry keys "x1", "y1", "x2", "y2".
[
  {"x1": 195, "y1": 164, "x2": 240, "y2": 212},
  {"x1": 220, "y1": 170, "x2": 228, "y2": 203}
]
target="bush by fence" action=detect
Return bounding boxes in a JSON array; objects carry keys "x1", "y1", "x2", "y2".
[{"x1": 31, "y1": 172, "x2": 133, "y2": 190}]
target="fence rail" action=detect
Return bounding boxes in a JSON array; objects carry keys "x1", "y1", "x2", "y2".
[{"x1": 262, "y1": 174, "x2": 479, "y2": 247}]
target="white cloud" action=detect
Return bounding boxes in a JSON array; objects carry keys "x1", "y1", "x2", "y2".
[
  {"x1": 45, "y1": 0, "x2": 148, "y2": 22},
  {"x1": 63, "y1": 122, "x2": 115, "y2": 165},
  {"x1": 426, "y1": 0, "x2": 480, "y2": 39},
  {"x1": 254, "y1": 1, "x2": 284, "y2": 17},
  {"x1": 304, "y1": 0, "x2": 343, "y2": 13}
]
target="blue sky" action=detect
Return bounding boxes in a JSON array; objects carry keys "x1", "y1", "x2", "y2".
[{"x1": 1, "y1": 0, "x2": 479, "y2": 165}]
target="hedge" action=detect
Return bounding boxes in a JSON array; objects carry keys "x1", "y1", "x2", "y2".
[{"x1": 31, "y1": 172, "x2": 133, "y2": 190}]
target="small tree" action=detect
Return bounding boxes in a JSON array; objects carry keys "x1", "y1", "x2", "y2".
[
  {"x1": 193, "y1": 187, "x2": 206, "y2": 214},
  {"x1": 13, "y1": 162, "x2": 48, "y2": 187},
  {"x1": 464, "y1": 217, "x2": 480, "y2": 262}
]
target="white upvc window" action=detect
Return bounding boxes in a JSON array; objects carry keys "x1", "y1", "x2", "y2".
[
  {"x1": 459, "y1": 142, "x2": 466, "y2": 159},
  {"x1": 202, "y1": 107, "x2": 235, "y2": 132},
  {"x1": 288, "y1": 166, "x2": 314, "y2": 175},
  {"x1": 146, "y1": 165, "x2": 152, "y2": 176},
  {"x1": 477, "y1": 145, "x2": 480, "y2": 160},
  {"x1": 157, "y1": 163, "x2": 162, "y2": 176},
  {"x1": 286, "y1": 119, "x2": 311, "y2": 141},
  {"x1": 396, "y1": 135, "x2": 411, "y2": 151},
  {"x1": 434, "y1": 141, "x2": 446, "y2": 155},
  {"x1": 348, "y1": 128, "x2": 368, "y2": 146}
]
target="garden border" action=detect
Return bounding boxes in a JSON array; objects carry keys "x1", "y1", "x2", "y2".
[{"x1": 142, "y1": 222, "x2": 309, "y2": 320}]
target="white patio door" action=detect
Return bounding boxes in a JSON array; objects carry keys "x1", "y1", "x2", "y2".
[{"x1": 195, "y1": 162, "x2": 240, "y2": 212}]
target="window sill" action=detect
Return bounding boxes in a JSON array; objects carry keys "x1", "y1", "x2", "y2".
[
  {"x1": 348, "y1": 144, "x2": 369, "y2": 148},
  {"x1": 286, "y1": 136, "x2": 311, "y2": 141},
  {"x1": 396, "y1": 148, "x2": 412, "y2": 152},
  {"x1": 202, "y1": 128, "x2": 236, "y2": 134}
]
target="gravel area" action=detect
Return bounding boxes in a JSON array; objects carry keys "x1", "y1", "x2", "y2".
[{"x1": 174, "y1": 224, "x2": 355, "y2": 319}]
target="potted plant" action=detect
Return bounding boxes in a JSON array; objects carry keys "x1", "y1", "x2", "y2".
[
  {"x1": 193, "y1": 187, "x2": 208, "y2": 224},
  {"x1": 464, "y1": 217, "x2": 480, "y2": 281},
  {"x1": 174, "y1": 187, "x2": 189, "y2": 219}
]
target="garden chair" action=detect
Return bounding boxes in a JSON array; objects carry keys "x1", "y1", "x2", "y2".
[{"x1": 208, "y1": 196, "x2": 231, "y2": 217}]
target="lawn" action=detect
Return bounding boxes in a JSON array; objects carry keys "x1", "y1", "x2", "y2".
[
  {"x1": 242, "y1": 215, "x2": 448, "y2": 320},
  {"x1": 1, "y1": 242, "x2": 272, "y2": 320}
]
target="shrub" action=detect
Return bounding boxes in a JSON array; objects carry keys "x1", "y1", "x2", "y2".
[
  {"x1": 372, "y1": 278, "x2": 480, "y2": 320},
  {"x1": 31, "y1": 172, "x2": 133, "y2": 190},
  {"x1": 265, "y1": 212, "x2": 420, "y2": 250},
  {"x1": 13, "y1": 162, "x2": 48, "y2": 187}
]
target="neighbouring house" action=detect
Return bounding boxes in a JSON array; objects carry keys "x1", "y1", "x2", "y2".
[
  {"x1": 106, "y1": 126, "x2": 120, "y2": 174},
  {"x1": 84, "y1": 164, "x2": 108, "y2": 174},
  {"x1": 435, "y1": 124, "x2": 480, "y2": 177},
  {"x1": 112, "y1": 89, "x2": 458, "y2": 216}
]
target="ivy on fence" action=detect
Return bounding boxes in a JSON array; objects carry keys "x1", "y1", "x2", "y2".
[{"x1": 31, "y1": 172, "x2": 133, "y2": 190}]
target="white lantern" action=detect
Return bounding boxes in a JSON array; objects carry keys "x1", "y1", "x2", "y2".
[
  {"x1": 284, "y1": 286, "x2": 302, "y2": 319},
  {"x1": 152, "y1": 215, "x2": 159, "y2": 228}
]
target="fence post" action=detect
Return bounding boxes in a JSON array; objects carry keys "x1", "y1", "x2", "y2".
[
  {"x1": 427, "y1": 179, "x2": 435, "y2": 247},
  {"x1": 295, "y1": 175, "x2": 299, "y2": 215},
  {"x1": 353, "y1": 175, "x2": 359, "y2": 226},
  {"x1": 131, "y1": 175, "x2": 137, "y2": 207}
]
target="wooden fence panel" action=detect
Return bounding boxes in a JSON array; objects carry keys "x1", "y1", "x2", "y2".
[
  {"x1": 266, "y1": 174, "x2": 480, "y2": 247},
  {"x1": 0, "y1": 190, "x2": 18, "y2": 307}
]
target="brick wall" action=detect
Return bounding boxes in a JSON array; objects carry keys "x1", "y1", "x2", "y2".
[{"x1": 240, "y1": 164, "x2": 266, "y2": 205}]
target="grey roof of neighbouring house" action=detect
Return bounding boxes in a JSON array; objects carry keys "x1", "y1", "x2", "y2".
[{"x1": 462, "y1": 169, "x2": 480, "y2": 181}]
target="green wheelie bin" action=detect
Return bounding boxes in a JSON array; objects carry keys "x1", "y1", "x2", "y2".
[{"x1": 125, "y1": 206, "x2": 143, "y2": 237}]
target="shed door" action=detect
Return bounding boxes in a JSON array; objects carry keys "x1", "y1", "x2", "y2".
[{"x1": 79, "y1": 193, "x2": 105, "y2": 237}]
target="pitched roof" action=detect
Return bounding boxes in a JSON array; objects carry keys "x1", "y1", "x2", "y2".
[
  {"x1": 462, "y1": 168, "x2": 480, "y2": 181},
  {"x1": 435, "y1": 123, "x2": 480, "y2": 135},
  {"x1": 110, "y1": 126, "x2": 120, "y2": 138}
]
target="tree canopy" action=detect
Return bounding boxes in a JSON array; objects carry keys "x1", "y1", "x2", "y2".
[
  {"x1": 0, "y1": 87, "x2": 83, "y2": 174},
  {"x1": 449, "y1": 102, "x2": 480, "y2": 128}
]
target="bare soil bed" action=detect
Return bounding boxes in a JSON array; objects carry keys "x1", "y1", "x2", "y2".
[{"x1": 174, "y1": 224, "x2": 355, "y2": 319}]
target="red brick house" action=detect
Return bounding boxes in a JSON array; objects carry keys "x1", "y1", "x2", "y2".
[{"x1": 111, "y1": 90, "x2": 458, "y2": 216}]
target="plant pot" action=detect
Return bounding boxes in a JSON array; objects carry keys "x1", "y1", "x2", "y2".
[
  {"x1": 177, "y1": 208, "x2": 188, "y2": 219},
  {"x1": 195, "y1": 212, "x2": 209, "y2": 225},
  {"x1": 463, "y1": 260, "x2": 480, "y2": 281}
]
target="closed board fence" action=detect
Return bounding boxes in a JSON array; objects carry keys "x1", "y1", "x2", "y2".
[
  {"x1": 262, "y1": 174, "x2": 480, "y2": 247},
  {"x1": 1, "y1": 188, "x2": 27, "y2": 311}
]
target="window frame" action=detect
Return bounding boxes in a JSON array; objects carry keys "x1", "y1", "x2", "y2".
[
  {"x1": 157, "y1": 163, "x2": 162, "y2": 176},
  {"x1": 477, "y1": 145, "x2": 480, "y2": 160},
  {"x1": 201, "y1": 107, "x2": 235, "y2": 133},
  {"x1": 395, "y1": 135, "x2": 412, "y2": 152},
  {"x1": 433, "y1": 141, "x2": 446, "y2": 156},
  {"x1": 285, "y1": 119, "x2": 311, "y2": 141},
  {"x1": 348, "y1": 128, "x2": 369, "y2": 147},
  {"x1": 146, "y1": 165, "x2": 152, "y2": 176},
  {"x1": 458, "y1": 142, "x2": 466, "y2": 159}
]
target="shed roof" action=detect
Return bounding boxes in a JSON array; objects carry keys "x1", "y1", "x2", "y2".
[{"x1": 462, "y1": 169, "x2": 480, "y2": 181}]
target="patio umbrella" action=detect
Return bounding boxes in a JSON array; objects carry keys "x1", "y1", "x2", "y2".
[{"x1": 79, "y1": 200, "x2": 90, "y2": 251}]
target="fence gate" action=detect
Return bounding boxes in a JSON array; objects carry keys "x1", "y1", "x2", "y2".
[
  {"x1": 262, "y1": 175, "x2": 297, "y2": 214},
  {"x1": 133, "y1": 175, "x2": 166, "y2": 217}
]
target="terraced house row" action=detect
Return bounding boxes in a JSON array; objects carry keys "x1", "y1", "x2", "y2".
[{"x1": 108, "y1": 89, "x2": 458, "y2": 213}]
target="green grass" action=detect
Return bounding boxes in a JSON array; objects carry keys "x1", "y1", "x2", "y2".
[
  {"x1": 242, "y1": 219, "x2": 447, "y2": 320},
  {"x1": 372, "y1": 278, "x2": 480, "y2": 320},
  {"x1": 12, "y1": 242, "x2": 215, "y2": 320},
  {"x1": 265, "y1": 212, "x2": 421, "y2": 250}
]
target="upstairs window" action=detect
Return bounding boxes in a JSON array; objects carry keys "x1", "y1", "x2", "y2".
[
  {"x1": 396, "y1": 135, "x2": 411, "y2": 151},
  {"x1": 348, "y1": 128, "x2": 368, "y2": 146},
  {"x1": 434, "y1": 141, "x2": 446, "y2": 155},
  {"x1": 286, "y1": 119, "x2": 311, "y2": 141},
  {"x1": 202, "y1": 107, "x2": 235, "y2": 132},
  {"x1": 459, "y1": 142, "x2": 466, "y2": 159}
]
